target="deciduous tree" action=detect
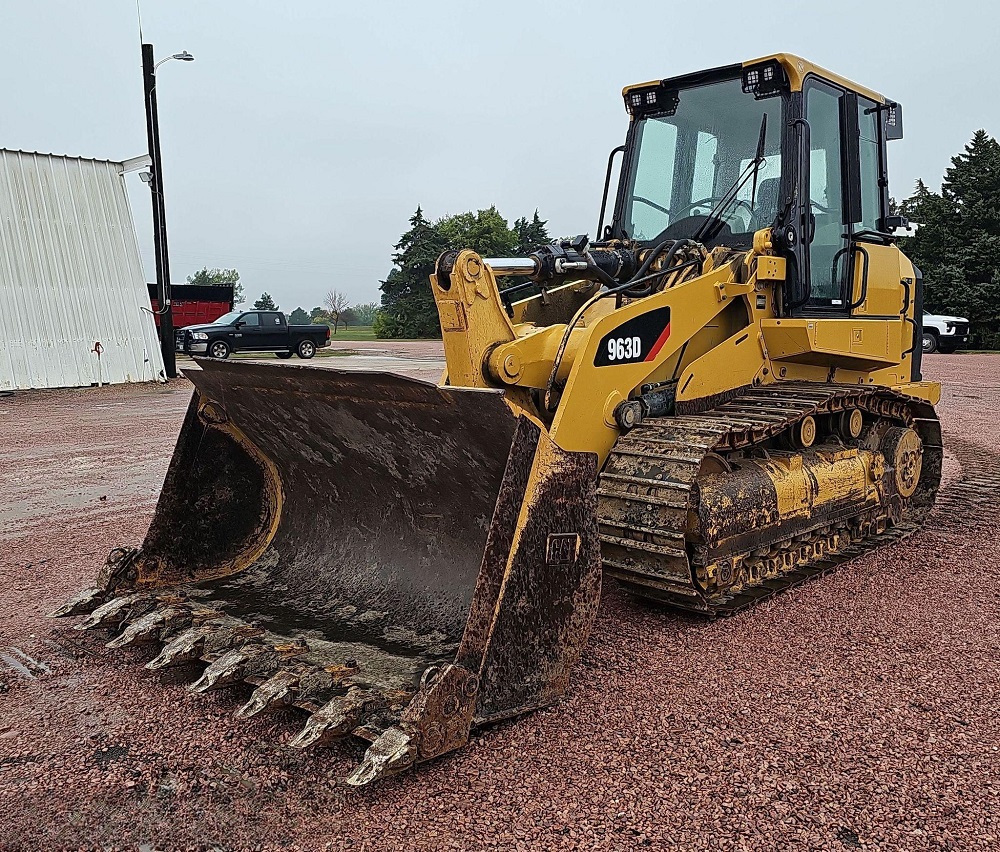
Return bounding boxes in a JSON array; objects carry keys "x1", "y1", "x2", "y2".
[
  {"x1": 376, "y1": 206, "x2": 550, "y2": 339},
  {"x1": 323, "y1": 289, "x2": 351, "y2": 334},
  {"x1": 351, "y1": 302, "x2": 380, "y2": 326},
  {"x1": 187, "y1": 267, "x2": 244, "y2": 305}
]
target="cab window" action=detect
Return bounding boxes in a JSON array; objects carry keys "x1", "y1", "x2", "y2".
[
  {"x1": 804, "y1": 79, "x2": 846, "y2": 304},
  {"x1": 857, "y1": 96, "x2": 882, "y2": 230},
  {"x1": 240, "y1": 313, "x2": 260, "y2": 327}
]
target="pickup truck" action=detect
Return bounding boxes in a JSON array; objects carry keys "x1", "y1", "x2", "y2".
[
  {"x1": 174, "y1": 310, "x2": 331, "y2": 360},
  {"x1": 922, "y1": 310, "x2": 970, "y2": 354}
]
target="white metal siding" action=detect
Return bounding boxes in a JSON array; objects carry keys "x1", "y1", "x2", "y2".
[{"x1": 0, "y1": 149, "x2": 164, "y2": 390}]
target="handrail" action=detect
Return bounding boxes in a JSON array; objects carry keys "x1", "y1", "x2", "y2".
[
  {"x1": 847, "y1": 244, "x2": 870, "y2": 311},
  {"x1": 597, "y1": 146, "x2": 626, "y2": 239},
  {"x1": 900, "y1": 277, "x2": 918, "y2": 356},
  {"x1": 830, "y1": 242, "x2": 871, "y2": 313}
]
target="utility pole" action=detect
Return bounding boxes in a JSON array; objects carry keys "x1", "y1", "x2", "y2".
[{"x1": 142, "y1": 43, "x2": 192, "y2": 379}]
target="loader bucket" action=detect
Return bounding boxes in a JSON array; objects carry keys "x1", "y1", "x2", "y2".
[{"x1": 54, "y1": 359, "x2": 601, "y2": 784}]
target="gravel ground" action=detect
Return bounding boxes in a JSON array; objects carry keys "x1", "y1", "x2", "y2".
[{"x1": 1, "y1": 354, "x2": 998, "y2": 851}]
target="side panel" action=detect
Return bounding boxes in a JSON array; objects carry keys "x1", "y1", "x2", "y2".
[
  {"x1": 468, "y1": 419, "x2": 602, "y2": 722},
  {"x1": 762, "y1": 318, "x2": 903, "y2": 371},
  {"x1": 849, "y1": 244, "x2": 909, "y2": 319},
  {"x1": 549, "y1": 264, "x2": 753, "y2": 459},
  {"x1": 0, "y1": 150, "x2": 164, "y2": 389}
]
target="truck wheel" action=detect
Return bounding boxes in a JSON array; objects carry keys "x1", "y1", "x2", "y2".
[
  {"x1": 296, "y1": 340, "x2": 316, "y2": 359},
  {"x1": 209, "y1": 340, "x2": 231, "y2": 359},
  {"x1": 276, "y1": 351, "x2": 293, "y2": 359},
  {"x1": 921, "y1": 332, "x2": 938, "y2": 354}
]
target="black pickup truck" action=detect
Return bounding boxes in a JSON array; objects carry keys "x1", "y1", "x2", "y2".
[{"x1": 175, "y1": 310, "x2": 331, "y2": 360}]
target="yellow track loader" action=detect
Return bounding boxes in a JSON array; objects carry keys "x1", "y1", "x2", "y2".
[{"x1": 54, "y1": 54, "x2": 941, "y2": 785}]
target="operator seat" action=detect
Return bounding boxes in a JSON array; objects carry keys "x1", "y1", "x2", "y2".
[{"x1": 750, "y1": 177, "x2": 780, "y2": 231}]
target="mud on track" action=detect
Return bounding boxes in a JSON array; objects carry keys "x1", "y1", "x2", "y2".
[{"x1": 1, "y1": 353, "x2": 999, "y2": 851}]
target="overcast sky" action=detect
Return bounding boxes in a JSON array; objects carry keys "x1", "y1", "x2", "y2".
[{"x1": 4, "y1": 1, "x2": 998, "y2": 311}]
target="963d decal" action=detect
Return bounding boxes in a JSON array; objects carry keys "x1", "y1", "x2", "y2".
[{"x1": 593, "y1": 306, "x2": 671, "y2": 367}]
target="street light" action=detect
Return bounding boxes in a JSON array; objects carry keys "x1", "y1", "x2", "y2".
[
  {"x1": 154, "y1": 51, "x2": 195, "y2": 70},
  {"x1": 142, "y1": 44, "x2": 194, "y2": 380}
]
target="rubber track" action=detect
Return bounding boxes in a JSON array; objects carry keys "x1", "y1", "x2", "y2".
[{"x1": 597, "y1": 382, "x2": 942, "y2": 615}]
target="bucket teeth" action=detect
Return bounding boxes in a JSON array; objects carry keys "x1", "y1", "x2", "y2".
[
  {"x1": 76, "y1": 593, "x2": 157, "y2": 631},
  {"x1": 145, "y1": 623, "x2": 230, "y2": 671},
  {"x1": 105, "y1": 606, "x2": 192, "y2": 650},
  {"x1": 189, "y1": 644, "x2": 279, "y2": 694},
  {"x1": 234, "y1": 670, "x2": 301, "y2": 719},
  {"x1": 48, "y1": 586, "x2": 109, "y2": 618},
  {"x1": 345, "y1": 726, "x2": 417, "y2": 787},
  {"x1": 288, "y1": 687, "x2": 383, "y2": 750}
]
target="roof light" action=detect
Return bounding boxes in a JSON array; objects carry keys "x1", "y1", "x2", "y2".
[
  {"x1": 742, "y1": 60, "x2": 787, "y2": 100},
  {"x1": 623, "y1": 85, "x2": 679, "y2": 117}
]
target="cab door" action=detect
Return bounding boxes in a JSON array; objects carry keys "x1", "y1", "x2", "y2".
[
  {"x1": 768, "y1": 76, "x2": 910, "y2": 373},
  {"x1": 801, "y1": 78, "x2": 852, "y2": 312},
  {"x1": 256, "y1": 312, "x2": 287, "y2": 350},
  {"x1": 793, "y1": 78, "x2": 902, "y2": 320},
  {"x1": 233, "y1": 311, "x2": 261, "y2": 349}
]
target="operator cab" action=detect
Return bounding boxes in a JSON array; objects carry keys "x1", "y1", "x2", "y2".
[{"x1": 611, "y1": 54, "x2": 906, "y2": 319}]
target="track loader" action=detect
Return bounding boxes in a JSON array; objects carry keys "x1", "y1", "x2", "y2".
[{"x1": 54, "y1": 54, "x2": 941, "y2": 785}]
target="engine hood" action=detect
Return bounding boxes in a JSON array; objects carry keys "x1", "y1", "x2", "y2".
[{"x1": 180, "y1": 323, "x2": 229, "y2": 333}]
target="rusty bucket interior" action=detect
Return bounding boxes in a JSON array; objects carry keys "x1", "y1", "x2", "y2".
[{"x1": 55, "y1": 359, "x2": 601, "y2": 784}]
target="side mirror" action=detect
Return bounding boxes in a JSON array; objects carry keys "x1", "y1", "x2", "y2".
[
  {"x1": 233, "y1": 320, "x2": 244, "y2": 328},
  {"x1": 882, "y1": 214, "x2": 910, "y2": 233}
]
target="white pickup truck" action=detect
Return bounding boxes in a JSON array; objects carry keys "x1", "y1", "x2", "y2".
[{"x1": 922, "y1": 311, "x2": 970, "y2": 354}]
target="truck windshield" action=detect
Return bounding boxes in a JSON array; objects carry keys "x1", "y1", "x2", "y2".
[
  {"x1": 622, "y1": 76, "x2": 784, "y2": 244},
  {"x1": 212, "y1": 311, "x2": 242, "y2": 325}
]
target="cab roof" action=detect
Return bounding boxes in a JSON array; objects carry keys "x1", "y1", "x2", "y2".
[{"x1": 623, "y1": 53, "x2": 885, "y2": 104}]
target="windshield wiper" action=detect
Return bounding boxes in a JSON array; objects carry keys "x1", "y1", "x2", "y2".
[{"x1": 693, "y1": 114, "x2": 768, "y2": 243}]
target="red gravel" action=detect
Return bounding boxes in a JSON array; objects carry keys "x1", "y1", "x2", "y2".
[{"x1": 1, "y1": 355, "x2": 998, "y2": 851}]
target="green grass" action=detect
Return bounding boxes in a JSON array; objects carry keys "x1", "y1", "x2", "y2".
[{"x1": 328, "y1": 326, "x2": 377, "y2": 341}]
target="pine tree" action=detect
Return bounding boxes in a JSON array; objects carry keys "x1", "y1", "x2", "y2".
[
  {"x1": 376, "y1": 206, "x2": 447, "y2": 339},
  {"x1": 253, "y1": 292, "x2": 278, "y2": 311},
  {"x1": 900, "y1": 130, "x2": 1000, "y2": 348},
  {"x1": 512, "y1": 210, "x2": 550, "y2": 255},
  {"x1": 287, "y1": 307, "x2": 310, "y2": 325}
]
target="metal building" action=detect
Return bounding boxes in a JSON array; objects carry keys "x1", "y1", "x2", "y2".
[{"x1": 0, "y1": 149, "x2": 164, "y2": 390}]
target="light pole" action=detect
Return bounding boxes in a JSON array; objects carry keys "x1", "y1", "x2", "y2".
[{"x1": 142, "y1": 45, "x2": 194, "y2": 379}]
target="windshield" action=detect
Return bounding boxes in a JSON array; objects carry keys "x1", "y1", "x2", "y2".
[
  {"x1": 622, "y1": 76, "x2": 784, "y2": 244},
  {"x1": 211, "y1": 311, "x2": 243, "y2": 325}
]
